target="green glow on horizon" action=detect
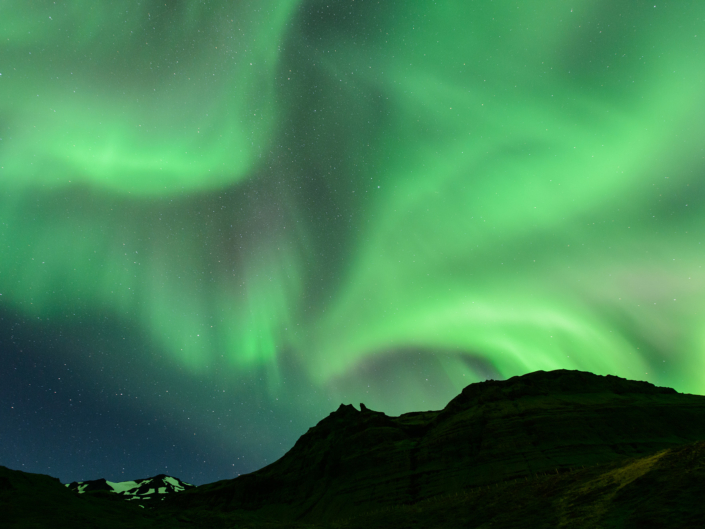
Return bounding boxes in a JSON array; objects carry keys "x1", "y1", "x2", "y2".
[{"x1": 2, "y1": 1, "x2": 705, "y2": 428}]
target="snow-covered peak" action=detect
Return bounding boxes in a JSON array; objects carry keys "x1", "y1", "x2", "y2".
[{"x1": 65, "y1": 474, "x2": 194, "y2": 501}]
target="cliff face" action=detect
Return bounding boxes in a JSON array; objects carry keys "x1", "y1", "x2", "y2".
[{"x1": 173, "y1": 370, "x2": 705, "y2": 521}]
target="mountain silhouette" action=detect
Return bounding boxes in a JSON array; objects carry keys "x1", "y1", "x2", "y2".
[
  {"x1": 167, "y1": 369, "x2": 705, "y2": 522},
  {"x1": 4, "y1": 369, "x2": 705, "y2": 527}
]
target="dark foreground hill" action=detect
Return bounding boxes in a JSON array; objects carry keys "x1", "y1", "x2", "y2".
[{"x1": 4, "y1": 369, "x2": 705, "y2": 528}]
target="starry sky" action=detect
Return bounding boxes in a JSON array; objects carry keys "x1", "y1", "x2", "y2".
[{"x1": 2, "y1": 1, "x2": 705, "y2": 486}]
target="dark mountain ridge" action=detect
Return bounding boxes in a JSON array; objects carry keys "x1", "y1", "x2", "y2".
[{"x1": 168, "y1": 369, "x2": 705, "y2": 522}]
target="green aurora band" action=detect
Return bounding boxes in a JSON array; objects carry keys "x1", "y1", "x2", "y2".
[{"x1": 2, "y1": 1, "x2": 705, "y2": 459}]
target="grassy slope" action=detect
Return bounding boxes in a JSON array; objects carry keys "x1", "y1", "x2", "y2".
[{"x1": 323, "y1": 441, "x2": 705, "y2": 529}]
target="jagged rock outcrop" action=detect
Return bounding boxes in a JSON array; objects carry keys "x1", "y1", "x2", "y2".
[{"x1": 171, "y1": 369, "x2": 705, "y2": 521}]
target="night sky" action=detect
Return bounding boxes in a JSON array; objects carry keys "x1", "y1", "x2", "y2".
[{"x1": 2, "y1": 1, "x2": 705, "y2": 486}]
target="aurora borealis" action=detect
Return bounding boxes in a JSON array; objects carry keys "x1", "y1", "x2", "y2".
[{"x1": 2, "y1": 1, "x2": 705, "y2": 485}]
